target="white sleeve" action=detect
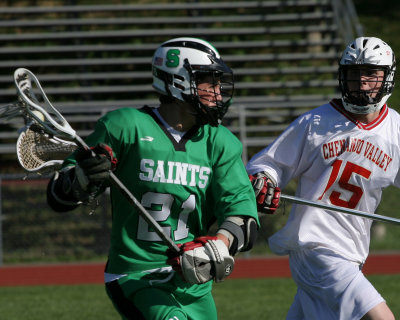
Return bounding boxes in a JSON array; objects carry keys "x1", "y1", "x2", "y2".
[{"x1": 246, "y1": 113, "x2": 312, "y2": 188}]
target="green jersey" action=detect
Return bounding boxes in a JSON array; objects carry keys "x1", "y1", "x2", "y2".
[{"x1": 65, "y1": 107, "x2": 258, "y2": 274}]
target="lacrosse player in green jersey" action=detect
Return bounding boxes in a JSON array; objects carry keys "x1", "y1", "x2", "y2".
[{"x1": 47, "y1": 37, "x2": 259, "y2": 320}]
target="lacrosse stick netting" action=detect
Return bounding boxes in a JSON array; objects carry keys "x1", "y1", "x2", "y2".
[
  {"x1": 11, "y1": 68, "x2": 181, "y2": 253},
  {"x1": 17, "y1": 124, "x2": 77, "y2": 174}
]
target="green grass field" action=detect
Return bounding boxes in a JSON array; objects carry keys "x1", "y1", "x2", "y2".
[{"x1": 1, "y1": 275, "x2": 399, "y2": 319}]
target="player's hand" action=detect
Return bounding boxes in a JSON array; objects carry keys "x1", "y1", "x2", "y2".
[
  {"x1": 166, "y1": 236, "x2": 234, "y2": 284},
  {"x1": 74, "y1": 143, "x2": 117, "y2": 194},
  {"x1": 249, "y1": 172, "x2": 280, "y2": 214}
]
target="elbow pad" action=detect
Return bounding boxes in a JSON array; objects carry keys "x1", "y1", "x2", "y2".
[{"x1": 217, "y1": 216, "x2": 258, "y2": 256}]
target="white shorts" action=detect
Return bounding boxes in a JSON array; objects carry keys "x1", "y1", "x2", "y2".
[{"x1": 286, "y1": 247, "x2": 384, "y2": 320}]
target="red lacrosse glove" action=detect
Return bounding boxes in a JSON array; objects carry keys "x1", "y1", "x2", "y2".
[{"x1": 249, "y1": 172, "x2": 280, "y2": 214}]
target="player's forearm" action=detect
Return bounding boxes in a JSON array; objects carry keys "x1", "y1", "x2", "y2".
[
  {"x1": 217, "y1": 216, "x2": 258, "y2": 256},
  {"x1": 216, "y1": 233, "x2": 230, "y2": 248}
]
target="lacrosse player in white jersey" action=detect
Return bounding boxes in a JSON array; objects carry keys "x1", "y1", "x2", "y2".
[{"x1": 247, "y1": 36, "x2": 398, "y2": 319}]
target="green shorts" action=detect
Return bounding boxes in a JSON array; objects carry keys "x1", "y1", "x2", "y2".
[{"x1": 105, "y1": 270, "x2": 216, "y2": 320}]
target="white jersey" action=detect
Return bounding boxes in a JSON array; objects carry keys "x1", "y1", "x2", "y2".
[{"x1": 247, "y1": 99, "x2": 400, "y2": 264}]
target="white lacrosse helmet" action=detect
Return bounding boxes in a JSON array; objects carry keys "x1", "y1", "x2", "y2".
[
  {"x1": 339, "y1": 37, "x2": 396, "y2": 114},
  {"x1": 152, "y1": 37, "x2": 234, "y2": 126}
]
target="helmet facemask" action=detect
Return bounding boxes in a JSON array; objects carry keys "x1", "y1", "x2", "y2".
[
  {"x1": 183, "y1": 57, "x2": 234, "y2": 126},
  {"x1": 339, "y1": 65, "x2": 394, "y2": 114},
  {"x1": 338, "y1": 37, "x2": 396, "y2": 114}
]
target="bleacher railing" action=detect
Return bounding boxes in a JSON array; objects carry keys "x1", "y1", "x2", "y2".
[{"x1": 0, "y1": 0, "x2": 351, "y2": 162}]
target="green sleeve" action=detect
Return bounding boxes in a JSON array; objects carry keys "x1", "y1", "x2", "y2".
[{"x1": 209, "y1": 128, "x2": 259, "y2": 226}]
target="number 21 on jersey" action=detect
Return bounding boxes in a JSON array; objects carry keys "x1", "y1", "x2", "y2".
[{"x1": 137, "y1": 192, "x2": 195, "y2": 242}]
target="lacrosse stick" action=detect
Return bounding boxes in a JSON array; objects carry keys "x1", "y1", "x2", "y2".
[
  {"x1": 8, "y1": 68, "x2": 181, "y2": 253},
  {"x1": 17, "y1": 123, "x2": 78, "y2": 174},
  {"x1": 280, "y1": 193, "x2": 400, "y2": 225}
]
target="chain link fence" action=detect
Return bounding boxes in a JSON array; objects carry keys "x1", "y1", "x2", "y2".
[
  {"x1": 0, "y1": 174, "x2": 111, "y2": 265},
  {"x1": 2, "y1": 173, "x2": 397, "y2": 266}
]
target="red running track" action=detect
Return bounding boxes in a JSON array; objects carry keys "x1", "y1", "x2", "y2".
[{"x1": 0, "y1": 254, "x2": 399, "y2": 287}]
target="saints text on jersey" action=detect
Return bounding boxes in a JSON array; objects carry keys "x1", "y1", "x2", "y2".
[
  {"x1": 322, "y1": 137, "x2": 392, "y2": 171},
  {"x1": 139, "y1": 159, "x2": 211, "y2": 188}
]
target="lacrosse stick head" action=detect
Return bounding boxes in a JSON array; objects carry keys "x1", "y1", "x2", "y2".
[
  {"x1": 13, "y1": 68, "x2": 77, "y2": 139},
  {"x1": 17, "y1": 124, "x2": 77, "y2": 174}
]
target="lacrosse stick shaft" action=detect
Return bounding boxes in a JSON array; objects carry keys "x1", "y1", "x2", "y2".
[
  {"x1": 74, "y1": 133, "x2": 181, "y2": 253},
  {"x1": 280, "y1": 194, "x2": 400, "y2": 225},
  {"x1": 109, "y1": 171, "x2": 181, "y2": 253}
]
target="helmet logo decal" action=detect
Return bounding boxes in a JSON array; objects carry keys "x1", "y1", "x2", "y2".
[
  {"x1": 151, "y1": 37, "x2": 234, "y2": 126},
  {"x1": 166, "y1": 49, "x2": 180, "y2": 68}
]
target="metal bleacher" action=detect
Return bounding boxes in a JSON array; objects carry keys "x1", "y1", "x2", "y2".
[{"x1": 0, "y1": 0, "x2": 363, "y2": 162}]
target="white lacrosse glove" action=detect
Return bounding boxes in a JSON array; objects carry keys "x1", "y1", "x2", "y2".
[{"x1": 167, "y1": 236, "x2": 234, "y2": 284}]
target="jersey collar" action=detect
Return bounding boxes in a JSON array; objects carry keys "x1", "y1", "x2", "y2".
[
  {"x1": 330, "y1": 99, "x2": 388, "y2": 130},
  {"x1": 142, "y1": 106, "x2": 200, "y2": 151}
]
